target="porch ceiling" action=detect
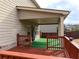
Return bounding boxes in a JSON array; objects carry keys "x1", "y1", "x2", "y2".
[
  {"x1": 16, "y1": 6, "x2": 70, "y2": 25},
  {"x1": 20, "y1": 18, "x2": 59, "y2": 25}
]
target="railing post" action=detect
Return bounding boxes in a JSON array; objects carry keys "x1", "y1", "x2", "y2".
[
  {"x1": 17, "y1": 33, "x2": 19, "y2": 46},
  {"x1": 47, "y1": 37, "x2": 48, "y2": 49}
]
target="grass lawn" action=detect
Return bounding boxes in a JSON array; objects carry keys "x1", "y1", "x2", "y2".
[{"x1": 32, "y1": 38, "x2": 61, "y2": 49}]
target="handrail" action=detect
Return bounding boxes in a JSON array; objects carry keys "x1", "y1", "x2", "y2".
[
  {"x1": 64, "y1": 37, "x2": 79, "y2": 59},
  {"x1": 0, "y1": 51, "x2": 70, "y2": 59},
  {"x1": 47, "y1": 36, "x2": 64, "y2": 38},
  {"x1": 0, "y1": 51, "x2": 34, "y2": 59}
]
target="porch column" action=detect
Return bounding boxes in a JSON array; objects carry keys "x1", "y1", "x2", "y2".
[
  {"x1": 35, "y1": 25, "x2": 40, "y2": 40},
  {"x1": 58, "y1": 16, "x2": 64, "y2": 36}
]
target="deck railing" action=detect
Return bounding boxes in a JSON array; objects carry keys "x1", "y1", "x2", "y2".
[
  {"x1": 64, "y1": 37, "x2": 79, "y2": 59},
  {"x1": 0, "y1": 51, "x2": 34, "y2": 59},
  {"x1": 46, "y1": 36, "x2": 64, "y2": 50},
  {"x1": 0, "y1": 51, "x2": 70, "y2": 59},
  {"x1": 46, "y1": 36, "x2": 79, "y2": 59},
  {"x1": 17, "y1": 34, "x2": 32, "y2": 47}
]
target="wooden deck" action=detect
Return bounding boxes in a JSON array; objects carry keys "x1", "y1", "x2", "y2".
[
  {"x1": 16, "y1": 34, "x2": 79, "y2": 59},
  {"x1": 13, "y1": 34, "x2": 69, "y2": 58},
  {"x1": 9, "y1": 47, "x2": 67, "y2": 58}
]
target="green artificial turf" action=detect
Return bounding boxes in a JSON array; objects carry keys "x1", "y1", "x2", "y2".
[{"x1": 32, "y1": 38, "x2": 61, "y2": 49}]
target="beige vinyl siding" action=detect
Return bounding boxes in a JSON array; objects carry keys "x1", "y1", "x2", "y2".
[
  {"x1": 16, "y1": 0, "x2": 36, "y2": 7},
  {"x1": 0, "y1": 0, "x2": 35, "y2": 50}
]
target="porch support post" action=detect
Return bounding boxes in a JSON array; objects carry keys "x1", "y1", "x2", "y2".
[
  {"x1": 35, "y1": 25, "x2": 40, "y2": 40},
  {"x1": 58, "y1": 16, "x2": 64, "y2": 36}
]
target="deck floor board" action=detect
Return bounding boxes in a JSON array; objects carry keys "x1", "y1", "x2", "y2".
[{"x1": 9, "y1": 47, "x2": 68, "y2": 58}]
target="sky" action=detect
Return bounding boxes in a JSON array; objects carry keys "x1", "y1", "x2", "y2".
[{"x1": 36, "y1": 0, "x2": 79, "y2": 25}]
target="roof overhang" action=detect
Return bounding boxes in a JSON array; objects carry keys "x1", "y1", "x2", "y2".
[{"x1": 16, "y1": 6, "x2": 70, "y2": 25}]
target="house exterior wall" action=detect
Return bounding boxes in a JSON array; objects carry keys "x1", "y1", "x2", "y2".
[
  {"x1": 16, "y1": 0, "x2": 36, "y2": 7},
  {"x1": 0, "y1": 0, "x2": 36, "y2": 50}
]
